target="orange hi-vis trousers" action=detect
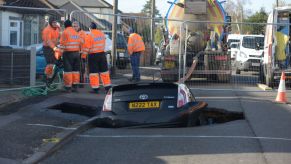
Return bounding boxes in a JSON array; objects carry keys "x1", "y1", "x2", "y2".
[
  {"x1": 89, "y1": 71, "x2": 111, "y2": 89},
  {"x1": 64, "y1": 72, "x2": 80, "y2": 87},
  {"x1": 88, "y1": 52, "x2": 111, "y2": 89},
  {"x1": 45, "y1": 64, "x2": 54, "y2": 78},
  {"x1": 63, "y1": 51, "x2": 80, "y2": 88}
]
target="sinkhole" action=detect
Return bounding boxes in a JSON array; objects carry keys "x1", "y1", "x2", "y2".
[{"x1": 48, "y1": 102, "x2": 101, "y2": 117}]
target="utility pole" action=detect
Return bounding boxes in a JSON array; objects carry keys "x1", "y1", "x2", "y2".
[
  {"x1": 276, "y1": 0, "x2": 279, "y2": 7},
  {"x1": 151, "y1": 0, "x2": 155, "y2": 65},
  {"x1": 111, "y1": 0, "x2": 118, "y2": 76}
]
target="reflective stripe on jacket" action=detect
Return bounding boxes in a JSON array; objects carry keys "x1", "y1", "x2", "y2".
[
  {"x1": 42, "y1": 25, "x2": 59, "y2": 49},
  {"x1": 127, "y1": 33, "x2": 145, "y2": 55},
  {"x1": 82, "y1": 29, "x2": 106, "y2": 54},
  {"x1": 60, "y1": 27, "x2": 81, "y2": 52}
]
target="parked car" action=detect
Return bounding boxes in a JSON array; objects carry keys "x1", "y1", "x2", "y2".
[
  {"x1": 104, "y1": 31, "x2": 130, "y2": 69},
  {"x1": 26, "y1": 44, "x2": 46, "y2": 76}
]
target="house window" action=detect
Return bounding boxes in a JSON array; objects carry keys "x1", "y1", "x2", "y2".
[
  {"x1": 10, "y1": 22, "x2": 17, "y2": 27},
  {"x1": 10, "y1": 31, "x2": 17, "y2": 45},
  {"x1": 9, "y1": 20, "x2": 23, "y2": 48}
]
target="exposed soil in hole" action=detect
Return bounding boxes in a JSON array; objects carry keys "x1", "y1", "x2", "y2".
[
  {"x1": 48, "y1": 103, "x2": 244, "y2": 127},
  {"x1": 198, "y1": 107, "x2": 245, "y2": 126},
  {"x1": 48, "y1": 102, "x2": 101, "y2": 117}
]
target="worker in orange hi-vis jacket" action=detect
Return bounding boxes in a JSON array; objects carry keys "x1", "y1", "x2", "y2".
[
  {"x1": 82, "y1": 22, "x2": 111, "y2": 94},
  {"x1": 72, "y1": 21, "x2": 87, "y2": 87},
  {"x1": 42, "y1": 17, "x2": 60, "y2": 85},
  {"x1": 60, "y1": 19, "x2": 82, "y2": 92},
  {"x1": 127, "y1": 28, "x2": 145, "y2": 82}
]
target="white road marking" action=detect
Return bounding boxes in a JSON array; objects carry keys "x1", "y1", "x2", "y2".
[
  {"x1": 27, "y1": 123, "x2": 77, "y2": 130},
  {"x1": 195, "y1": 96, "x2": 270, "y2": 101},
  {"x1": 77, "y1": 134, "x2": 291, "y2": 141},
  {"x1": 190, "y1": 88, "x2": 275, "y2": 92}
]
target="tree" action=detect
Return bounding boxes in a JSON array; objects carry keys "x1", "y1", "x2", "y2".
[
  {"x1": 154, "y1": 27, "x2": 163, "y2": 45},
  {"x1": 224, "y1": 0, "x2": 250, "y2": 34},
  {"x1": 141, "y1": 0, "x2": 162, "y2": 17},
  {"x1": 244, "y1": 8, "x2": 268, "y2": 34}
]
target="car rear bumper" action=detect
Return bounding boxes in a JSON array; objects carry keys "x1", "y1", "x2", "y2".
[{"x1": 96, "y1": 101, "x2": 208, "y2": 128}]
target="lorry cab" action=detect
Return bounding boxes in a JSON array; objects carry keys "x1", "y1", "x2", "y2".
[
  {"x1": 261, "y1": 6, "x2": 291, "y2": 86},
  {"x1": 235, "y1": 35, "x2": 264, "y2": 74}
]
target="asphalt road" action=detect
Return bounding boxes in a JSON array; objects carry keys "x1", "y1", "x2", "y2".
[
  {"x1": 41, "y1": 87, "x2": 291, "y2": 164},
  {"x1": 1, "y1": 67, "x2": 290, "y2": 164}
]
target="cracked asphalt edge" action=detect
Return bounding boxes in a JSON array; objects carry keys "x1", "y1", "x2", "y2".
[{"x1": 22, "y1": 115, "x2": 100, "y2": 164}]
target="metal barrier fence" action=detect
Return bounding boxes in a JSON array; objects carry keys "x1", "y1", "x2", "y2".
[
  {"x1": 1, "y1": 6, "x2": 291, "y2": 91},
  {"x1": 70, "y1": 11, "x2": 162, "y2": 82},
  {"x1": 69, "y1": 11, "x2": 291, "y2": 89},
  {"x1": 164, "y1": 20, "x2": 291, "y2": 89},
  {"x1": 0, "y1": 6, "x2": 66, "y2": 90}
]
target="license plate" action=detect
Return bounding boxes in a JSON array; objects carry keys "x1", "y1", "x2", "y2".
[
  {"x1": 117, "y1": 49, "x2": 126, "y2": 52},
  {"x1": 129, "y1": 101, "x2": 160, "y2": 109},
  {"x1": 251, "y1": 63, "x2": 260, "y2": 66},
  {"x1": 164, "y1": 61, "x2": 175, "y2": 69},
  {"x1": 119, "y1": 53, "x2": 124, "y2": 57}
]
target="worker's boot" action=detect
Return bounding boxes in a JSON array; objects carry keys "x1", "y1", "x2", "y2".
[
  {"x1": 90, "y1": 88, "x2": 99, "y2": 94},
  {"x1": 72, "y1": 84, "x2": 78, "y2": 93},
  {"x1": 63, "y1": 87, "x2": 71, "y2": 93}
]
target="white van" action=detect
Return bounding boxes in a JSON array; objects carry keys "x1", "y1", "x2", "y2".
[
  {"x1": 227, "y1": 34, "x2": 241, "y2": 60},
  {"x1": 234, "y1": 35, "x2": 264, "y2": 74},
  {"x1": 227, "y1": 34, "x2": 241, "y2": 46},
  {"x1": 261, "y1": 6, "x2": 291, "y2": 86}
]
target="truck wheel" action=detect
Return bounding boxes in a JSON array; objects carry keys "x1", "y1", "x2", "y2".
[
  {"x1": 266, "y1": 76, "x2": 274, "y2": 88},
  {"x1": 235, "y1": 68, "x2": 241, "y2": 74},
  {"x1": 161, "y1": 73, "x2": 179, "y2": 82},
  {"x1": 116, "y1": 61, "x2": 127, "y2": 69},
  {"x1": 217, "y1": 74, "x2": 231, "y2": 83},
  {"x1": 259, "y1": 64, "x2": 265, "y2": 84}
]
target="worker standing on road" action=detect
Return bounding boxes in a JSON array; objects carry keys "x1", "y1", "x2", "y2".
[
  {"x1": 127, "y1": 28, "x2": 145, "y2": 82},
  {"x1": 60, "y1": 19, "x2": 81, "y2": 92},
  {"x1": 82, "y1": 22, "x2": 111, "y2": 94},
  {"x1": 42, "y1": 17, "x2": 60, "y2": 85},
  {"x1": 72, "y1": 21, "x2": 87, "y2": 87}
]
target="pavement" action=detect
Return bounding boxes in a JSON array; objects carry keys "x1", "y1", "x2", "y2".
[{"x1": 1, "y1": 71, "x2": 291, "y2": 163}]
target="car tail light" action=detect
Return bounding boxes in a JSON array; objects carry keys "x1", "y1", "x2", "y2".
[
  {"x1": 177, "y1": 85, "x2": 188, "y2": 108},
  {"x1": 102, "y1": 89, "x2": 112, "y2": 112}
]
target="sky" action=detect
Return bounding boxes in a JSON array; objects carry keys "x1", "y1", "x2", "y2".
[{"x1": 106, "y1": 0, "x2": 291, "y2": 16}]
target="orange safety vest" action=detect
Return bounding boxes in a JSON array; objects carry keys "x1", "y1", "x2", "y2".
[
  {"x1": 60, "y1": 27, "x2": 81, "y2": 52},
  {"x1": 42, "y1": 25, "x2": 59, "y2": 49},
  {"x1": 82, "y1": 29, "x2": 106, "y2": 55},
  {"x1": 127, "y1": 33, "x2": 145, "y2": 55}
]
